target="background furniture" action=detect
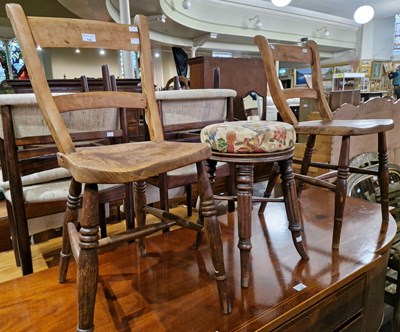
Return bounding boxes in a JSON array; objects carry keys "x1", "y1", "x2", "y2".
[
  {"x1": 0, "y1": 91, "x2": 130, "y2": 275},
  {"x1": 163, "y1": 75, "x2": 190, "y2": 90},
  {"x1": 188, "y1": 56, "x2": 267, "y2": 121},
  {"x1": 148, "y1": 88, "x2": 236, "y2": 216}
]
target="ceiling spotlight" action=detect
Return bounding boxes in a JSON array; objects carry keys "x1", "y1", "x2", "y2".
[
  {"x1": 148, "y1": 14, "x2": 167, "y2": 24},
  {"x1": 36, "y1": 45, "x2": 42, "y2": 51},
  {"x1": 354, "y1": 5, "x2": 374, "y2": 24},
  {"x1": 182, "y1": 0, "x2": 191, "y2": 10},
  {"x1": 316, "y1": 26, "x2": 330, "y2": 38},
  {"x1": 75, "y1": 48, "x2": 80, "y2": 53},
  {"x1": 99, "y1": 49, "x2": 105, "y2": 55},
  {"x1": 249, "y1": 15, "x2": 263, "y2": 30},
  {"x1": 271, "y1": 0, "x2": 292, "y2": 7}
]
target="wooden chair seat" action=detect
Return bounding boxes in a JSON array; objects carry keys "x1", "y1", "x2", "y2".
[
  {"x1": 60, "y1": 141, "x2": 211, "y2": 184},
  {"x1": 295, "y1": 119, "x2": 394, "y2": 136}
]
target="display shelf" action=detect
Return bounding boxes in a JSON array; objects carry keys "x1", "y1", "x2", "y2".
[{"x1": 332, "y1": 73, "x2": 366, "y2": 91}]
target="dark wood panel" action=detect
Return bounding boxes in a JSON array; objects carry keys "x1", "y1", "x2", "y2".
[
  {"x1": 188, "y1": 56, "x2": 267, "y2": 120},
  {"x1": 0, "y1": 187, "x2": 395, "y2": 331}
]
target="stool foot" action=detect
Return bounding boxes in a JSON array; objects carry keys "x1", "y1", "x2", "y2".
[
  {"x1": 279, "y1": 159, "x2": 309, "y2": 260},
  {"x1": 290, "y1": 230, "x2": 309, "y2": 260},
  {"x1": 239, "y1": 239, "x2": 252, "y2": 288}
]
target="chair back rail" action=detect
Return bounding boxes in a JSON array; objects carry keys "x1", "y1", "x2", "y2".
[
  {"x1": 6, "y1": 4, "x2": 164, "y2": 155},
  {"x1": 255, "y1": 35, "x2": 332, "y2": 123}
]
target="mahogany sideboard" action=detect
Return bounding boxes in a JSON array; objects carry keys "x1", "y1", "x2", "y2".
[{"x1": 188, "y1": 56, "x2": 267, "y2": 120}]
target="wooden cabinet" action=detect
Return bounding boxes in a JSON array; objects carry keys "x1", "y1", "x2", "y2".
[
  {"x1": 188, "y1": 56, "x2": 267, "y2": 120},
  {"x1": 271, "y1": 251, "x2": 388, "y2": 331}
]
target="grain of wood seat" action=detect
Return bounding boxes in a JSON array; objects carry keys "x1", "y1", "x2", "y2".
[
  {"x1": 6, "y1": 4, "x2": 231, "y2": 331},
  {"x1": 255, "y1": 35, "x2": 394, "y2": 249}
]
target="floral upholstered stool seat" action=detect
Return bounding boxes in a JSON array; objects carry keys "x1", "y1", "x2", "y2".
[{"x1": 201, "y1": 120, "x2": 309, "y2": 288}]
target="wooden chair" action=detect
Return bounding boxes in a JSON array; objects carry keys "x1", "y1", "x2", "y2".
[
  {"x1": 6, "y1": 4, "x2": 231, "y2": 330},
  {"x1": 0, "y1": 67, "x2": 133, "y2": 275},
  {"x1": 163, "y1": 75, "x2": 190, "y2": 90},
  {"x1": 254, "y1": 35, "x2": 394, "y2": 248}
]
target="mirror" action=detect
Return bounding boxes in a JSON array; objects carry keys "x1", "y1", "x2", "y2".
[{"x1": 242, "y1": 91, "x2": 264, "y2": 121}]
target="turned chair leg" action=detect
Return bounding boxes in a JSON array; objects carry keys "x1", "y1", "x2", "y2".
[
  {"x1": 196, "y1": 161, "x2": 231, "y2": 314},
  {"x1": 332, "y1": 136, "x2": 350, "y2": 249},
  {"x1": 185, "y1": 184, "x2": 193, "y2": 217},
  {"x1": 236, "y1": 164, "x2": 254, "y2": 288},
  {"x1": 77, "y1": 184, "x2": 99, "y2": 332},
  {"x1": 59, "y1": 179, "x2": 81, "y2": 283},
  {"x1": 5, "y1": 200, "x2": 20, "y2": 267},
  {"x1": 134, "y1": 181, "x2": 147, "y2": 256},
  {"x1": 378, "y1": 132, "x2": 390, "y2": 225},
  {"x1": 259, "y1": 162, "x2": 279, "y2": 214},
  {"x1": 297, "y1": 134, "x2": 316, "y2": 197},
  {"x1": 278, "y1": 159, "x2": 309, "y2": 260},
  {"x1": 193, "y1": 159, "x2": 218, "y2": 249}
]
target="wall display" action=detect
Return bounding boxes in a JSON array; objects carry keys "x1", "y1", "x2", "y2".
[
  {"x1": 371, "y1": 62, "x2": 382, "y2": 80},
  {"x1": 335, "y1": 64, "x2": 352, "y2": 73},
  {"x1": 321, "y1": 67, "x2": 334, "y2": 80},
  {"x1": 359, "y1": 66, "x2": 371, "y2": 77},
  {"x1": 295, "y1": 68, "x2": 311, "y2": 86},
  {"x1": 361, "y1": 60, "x2": 372, "y2": 67},
  {"x1": 0, "y1": 41, "x2": 8, "y2": 82}
]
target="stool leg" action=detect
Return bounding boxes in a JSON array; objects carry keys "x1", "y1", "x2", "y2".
[
  {"x1": 196, "y1": 161, "x2": 231, "y2": 314},
  {"x1": 332, "y1": 136, "x2": 350, "y2": 249},
  {"x1": 378, "y1": 132, "x2": 389, "y2": 225},
  {"x1": 78, "y1": 184, "x2": 99, "y2": 332},
  {"x1": 237, "y1": 164, "x2": 254, "y2": 288},
  {"x1": 279, "y1": 159, "x2": 309, "y2": 260},
  {"x1": 59, "y1": 179, "x2": 81, "y2": 283}
]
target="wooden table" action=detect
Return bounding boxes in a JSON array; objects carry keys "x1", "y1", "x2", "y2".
[{"x1": 0, "y1": 187, "x2": 395, "y2": 331}]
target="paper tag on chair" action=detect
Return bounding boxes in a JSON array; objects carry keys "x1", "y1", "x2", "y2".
[{"x1": 82, "y1": 33, "x2": 96, "y2": 42}]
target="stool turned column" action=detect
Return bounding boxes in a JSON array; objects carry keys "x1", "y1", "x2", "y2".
[
  {"x1": 236, "y1": 164, "x2": 254, "y2": 288},
  {"x1": 201, "y1": 121, "x2": 309, "y2": 288}
]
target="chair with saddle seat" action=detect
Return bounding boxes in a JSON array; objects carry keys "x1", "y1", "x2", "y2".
[
  {"x1": 6, "y1": 4, "x2": 231, "y2": 331},
  {"x1": 254, "y1": 35, "x2": 394, "y2": 249}
]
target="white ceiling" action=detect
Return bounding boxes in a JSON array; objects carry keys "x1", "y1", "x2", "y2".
[
  {"x1": 0, "y1": 0, "x2": 399, "y2": 57},
  {"x1": 287, "y1": 0, "x2": 398, "y2": 20}
]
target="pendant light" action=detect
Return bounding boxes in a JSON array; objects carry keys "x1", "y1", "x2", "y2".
[
  {"x1": 271, "y1": 0, "x2": 292, "y2": 7},
  {"x1": 353, "y1": 5, "x2": 374, "y2": 24}
]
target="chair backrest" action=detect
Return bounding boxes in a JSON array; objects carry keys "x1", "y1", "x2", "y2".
[
  {"x1": 254, "y1": 35, "x2": 333, "y2": 125},
  {"x1": 6, "y1": 3, "x2": 163, "y2": 156},
  {"x1": 155, "y1": 88, "x2": 236, "y2": 142},
  {"x1": 164, "y1": 76, "x2": 190, "y2": 90}
]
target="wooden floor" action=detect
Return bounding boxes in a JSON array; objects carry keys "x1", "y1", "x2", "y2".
[{"x1": 0, "y1": 188, "x2": 396, "y2": 331}]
